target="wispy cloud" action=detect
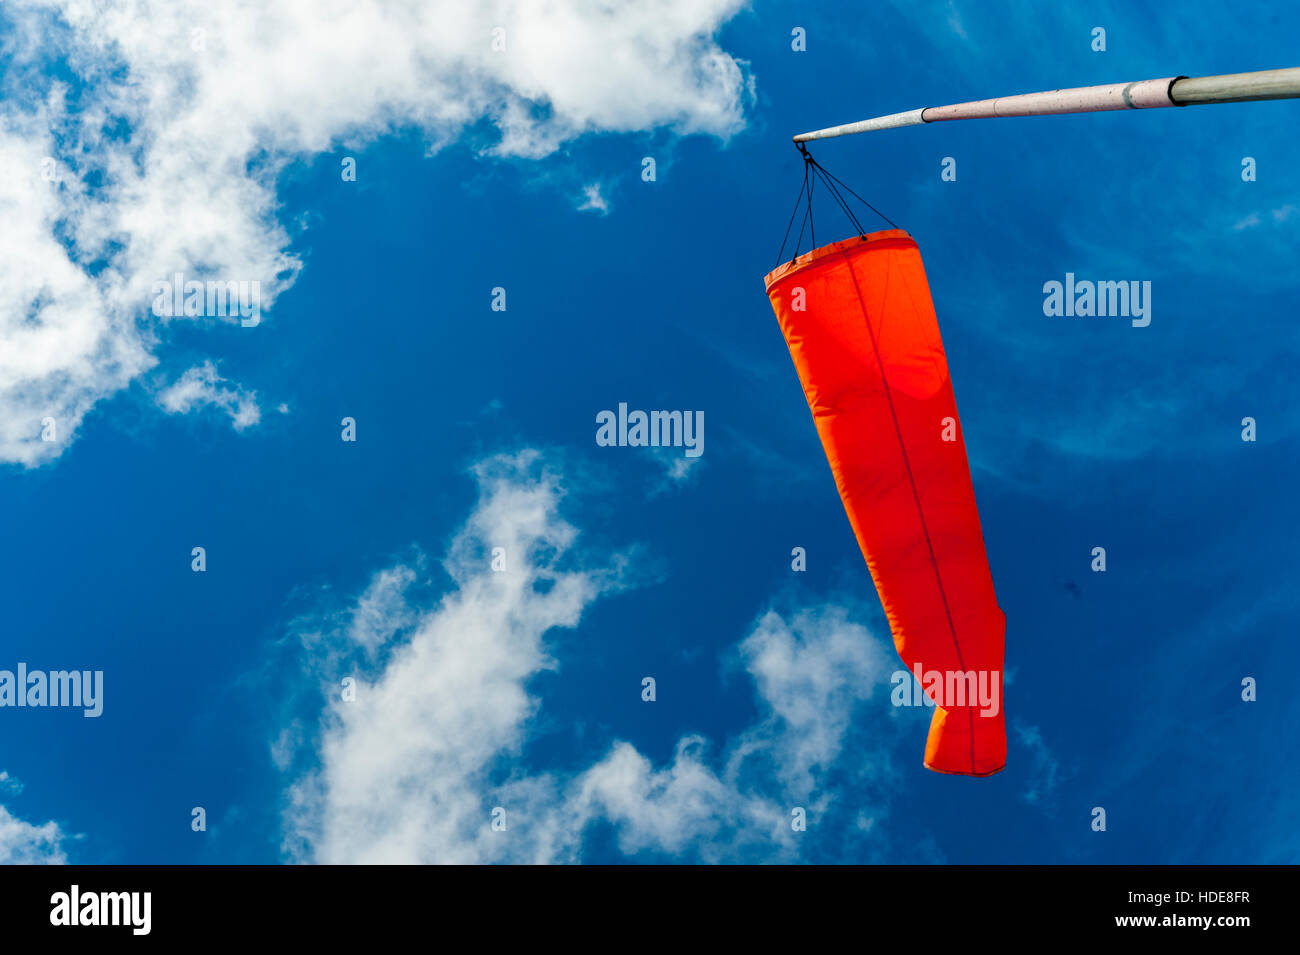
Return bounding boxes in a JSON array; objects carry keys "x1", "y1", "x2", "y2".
[
  {"x1": 944, "y1": 1, "x2": 969, "y2": 41},
  {"x1": 1233, "y1": 203, "x2": 1299, "y2": 230},
  {"x1": 647, "y1": 447, "x2": 705, "y2": 495},
  {"x1": 577, "y1": 182, "x2": 610, "y2": 215},
  {"x1": 0, "y1": 774, "x2": 68, "y2": 864},
  {"x1": 156, "y1": 362, "x2": 261, "y2": 431},
  {"x1": 276, "y1": 451, "x2": 902, "y2": 863},
  {"x1": 1013, "y1": 721, "x2": 1064, "y2": 807}
]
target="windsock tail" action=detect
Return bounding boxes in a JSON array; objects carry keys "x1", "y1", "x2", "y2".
[{"x1": 925, "y1": 704, "x2": 1007, "y2": 777}]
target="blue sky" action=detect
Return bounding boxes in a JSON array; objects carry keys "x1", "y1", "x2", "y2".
[{"x1": 0, "y1": 0, "x2": 1296, "y2": 864}]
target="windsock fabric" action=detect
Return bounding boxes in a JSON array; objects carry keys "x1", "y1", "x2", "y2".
[{"x1": 764, "y1": 230, "x2": 1006, "y2": 776}]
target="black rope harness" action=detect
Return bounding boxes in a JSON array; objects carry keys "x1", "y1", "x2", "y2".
[{"x1": 775, "y1": 143, "x2": 901, "y2": 268}]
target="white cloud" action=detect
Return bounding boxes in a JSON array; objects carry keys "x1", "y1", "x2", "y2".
[
  {"x1": 157, "y1": 361, "x2": 261, "y2": 430},
  {"x1": 0, "y1": 0, "x2": 752, "y2": 466},
  {"x1": 346, "y1": 564, "x2": 420, "y2": 657},
  {"x1": 733, "y1": 607, "x2": 894, "y2": 798},
  {"x1": 0, "y1": 774, "x2": 68, "y2": 864},
  {"x1": 647, "y1": 448, "x2": 704, "y2": 496},
  {"x1": 569, "y1": 606, "x2": 895, "y2": 862},
  {"x1": 568, "y1": 738, "x2": 793, "y2": 862},
  {"x1": 279, "y1": 451, "x2": 899, "y2": 863},
  {"x1": 577, "y1": 182, "x2": 610, "y2": 215},
  {"x1": 0, "y1": 117, "x2": 155, "y2": 467},
  {"x1": 944, "y1": 0, "x2": 969, "y2": 40},
  {"x1": 1232, "y1": 205, "x2": 1298, "y2": 231},
  {"x1": 1014, "y1": 721, "x2": 1064, "y2": 807},
  {"x1": 280, "y1": 450, "x2": 622, "y2": 863}
]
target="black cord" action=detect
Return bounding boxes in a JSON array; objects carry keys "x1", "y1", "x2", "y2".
[
  {"x1": 790, "y1": 143, "x2": 817, "y2": 262},
  {"x1": 807, "y1": 153, "x2": 900, "y2": 231},
  {"x1": 774, "y1": 165, "x2": 808, "y2": 268},
  {"x1": 777, "y1": 148, "x2": 814, "y2": 267},
  {"x1": 775, "y1": 144, "x2": 899, "y2": 267},
  {"x1": 806, "y1": 155, "x2": 816, "y2": 251},
  {"x1": 793, "y1": 180, "x2": 811, "y2": 260},
  {"x1": 811, "y1": 162, "x2": 866, "y2": 236}
]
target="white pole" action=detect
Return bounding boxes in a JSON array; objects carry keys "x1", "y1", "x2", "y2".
[{"x1": 792, "y1": 67, "x2": 1300, "y2": 143}]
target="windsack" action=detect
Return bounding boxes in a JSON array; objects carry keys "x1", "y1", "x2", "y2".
[
  {"x1": 764, "y1": 67, "x2": 1300, "y2": 776},
  {"x1": 765, "y1": 153, "x2": 1005, "y2": 776}
]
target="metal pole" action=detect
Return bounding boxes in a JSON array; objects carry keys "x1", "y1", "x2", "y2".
[{"x1": 792, "y1": 67, "x2": 1300, "y2": 142}]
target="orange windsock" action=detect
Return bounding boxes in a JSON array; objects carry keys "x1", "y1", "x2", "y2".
[{"x1": 764, "y1": 230, "x2": 1005, "y2": 776}]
